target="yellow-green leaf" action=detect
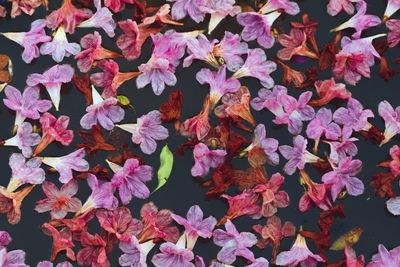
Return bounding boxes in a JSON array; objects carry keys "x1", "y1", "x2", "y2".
[
  {"x1": 330, "y1": 227, "x2": 363, "y2": 251},
  {"x1": 117, "y1": 95, "x2": 131, "y2": 107},
  {"x1": 153, "y1": 144, "x2": 174, "y2": 193}
]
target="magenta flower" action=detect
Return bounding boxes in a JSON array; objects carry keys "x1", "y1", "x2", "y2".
[
  {"x1": 279, "y1": 135, "x2": 320, "y2": 175},
  {"x1": 325, "y1": 127, "x2": 358, "y2": 164},
  {"x1": 35, "y1": 180, "x2": 82, "y2": 219},
  {"x1": 2, "y1": 122, "x2": 40, "y2": 158},
  {"x1": 276, "y1": 233, "x2": 324, "y2": 267},
  {"x1": 191, "y1": 143, "x2": 227, "y2": 177},
  {"x1": 80, "y1": 86, "x2": 125, "y2": 131},
  {"x1": 220, "y1": 191, "x2": 261, "y2": 225},
  {"x1": 26, "y1": 64, "x2": 75, "y2": 111},
  {"x1": 250, "y1": 85, "x2": 288, "y2": 113},
  {"x1": 213, "y1": 220, "x2": 257, "y2": 264},
  {"x1": 183, "y1": 34, "x2": 219, "y2": 68},
  {"x1": 180, "y1": 96, "x2": 212, "y2": 141},
  {"x1": 299, "y1": 170, "x2": 332, "y2": 212},
  {"x1": 384, "y1": 0, "x2": 400, "y2": 20},
  {"x1": 213, "y1": 31, "x2": 248, "y2": 72},
  {"x1": 387, "y1": 19, "x2": 400, "y2": 47},
  {"x1": 331, "y1": 1, "x2": 381, "y2": 39},
  {"x1": 198, "y1": 0, "x2": 241, "y2": 34},
  {"x1": 388, "y1": 145, "x2": 400, "y2": 177},
  {"x1": 168, "y1": 0, "x2": 206, "y2": 23},
  {"x1": 104, "y1": 0, "x2": 134, "y2": 12},
  {"x1": 40, "y1": 148, "x2": 89, "y2": 184},
  {"x1": 171, "y1": 205, "x2": 217, "y2": 250},
  {"x1": 152, "y1": 241, "x2": 195, "y2": 267},
  {"x1": 333, "y1": 34, "x2": 385, "y2": 85},
  {"x1": 77, "y1": 173, "x2": 118, "y2": 215},
  {"x1": 3, "y1": 85, "x2": 52, "y2": 127},
  {"x1": 196, "y1": 66, "x2": 240, "y2": 107},
  {"x1": 0, "y1": 19, "x2": 51, "y2": 63},
  {"x1": 0, "y1": 231, "x2": 11, "y2": 247},
  {"x1": 233, "y1": 48, "x2": 277, "y2": 88},
  {"x1": 78, "y1": 0, "x2": 116, "y2": 38},
  {"x1": 119, "y1": 236, "x2": 155, "y2": 267},
  {"x1": 322, "y1": 156, "x2": 364, "y2": 201},
  {"x1": 378, "y1": 100, "x2": 400, "y2": 145},
  {"x1": 260, "y1": 0, "x2": 300, "y2": 15},
  {"x1": 7, "y1": 153, "x2": 45, "y2": 192},
  {"x1": 327, "y1": 0, "x2": 359, "y2": 16},
  {"x1": 108, "y1": 158, "x2": 152, "y2": 205},
  {"x1": 0, "y1": 247, "x2": 28, "y2": 267},
  {"x1": 40, "y1": 26, "x2": 81, "y2": 63},
  {"x1": 116, "y1": 110, "x2": 169, "y2": 155},
  {"x1": 244, "y1": 124, "x2": 279, "y2": 166},
  {"x1": 237, "y1": 11, "x2": 281, "y2": 49},
  {"x1": 306, "y1": 108, "x2": 341, "y2": 152},
  {"x1": 367, "y1": 244, "x2": 400, "y2": 267}
]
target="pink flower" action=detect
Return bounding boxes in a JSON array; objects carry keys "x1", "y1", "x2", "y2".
[
  {"x1": 367, "y1": 244, "x2": 400, "y2": 267},
  {"x1": 40, "y1": 148, "x2": 89, "y2": 184},
  {"x1": 104, "y1": 0, "x2": 134, "y2": 12},
  {"x1": 250, "y1": 85, "x2": 287, "y2": 113},
  {"x1": 3, "y1": 86, "x2": 52, "y2": 127},
  {"x1": 0, "y1": 231, "x2": 11, "y2": 247},
  {"x1": 219, "y1": 191, "x2": 261, "y2": 225},
  {"x1": 198, "y1": 0, "x2": 241, "y2": 34},
  {"x1": 0, "y1": 19, "x2": 51, "y2": 63},
  {"x1": 322, "y1": 156, "x2": 364, "y2": 201},
  {"x1": 27, "y1": 64, "x2": 75, "y2": 111},
  {"x1": 276, "y1": 233, "x2": 324, "y2": 266},
  {"x1": 277, "y1": 28, "x2": 318, "y2": 60},
  {"x1": 171, "y1": 205, "x2": 217, "y2": 250},
  {"x1": 80, "y1": 86, "x2": 124, "y2": 130},
  {"x1": 34, "y1": 112, "x2": 73, "y2": 156},
  {"x1": 333, "y1": 34, "x2": 385, "y2": 85},
  {"x1": 183, "y1": 34, "x2": 219, "y2": 68},
  {"x1": 142, "y1": 4, "x2": 183, "y2": 26},
  {"x1": 387, "y1": 19, "x2": 400, "y2": 47},
  {"x1": 0, "y1": 247, "x2": 28, "y2": 267},
  {"x1": 196, "y1": 66, "x2": 240, "y2": 107},
  {"x1": 75, "y1": 31, "x2": 120, "y2": 73},
  {"x1": 298, "y1": 170, "x2": 332, "y2": 212},
  {"x1": 331, "y1": 1, "x2": 381, "y2": 39},
  {"x1": 119, "y1": 236, "x2": 155, "y2": 267},
  {"x1": 327, "y1": 0, "x2": 359, "y2": 16},
  {"x1": 40, "y1": 26, "x2": 81, "y2": 63},
  {"x1": 379, "y1": 100, "x2": 400, "y2": 145},
  {"x1": 388, "y1": 145, "x2": 400, "y2": 177},
  {"x1": 309, "y1": 78, "x2": 351, "y2": 107},
  {"x1": 152, "y1": 241, "x2": 195, "y2": 267},
  {"x1": 168, "y1": 0, "x2": 206, "y2": 23},
  {"x1": 244, "y1": 124, "x2": 279, "y2": 166},
  {"x1": 213, "y1": 31, "x2": 248, "y2": 72},
  {"x1": 78, "y1": 0, "x2": 116, "y2": 38},
  {"x1": 237, "y1": 11, "x2": 281, "y2": 49},
  {"x1": 246, "y1": 258, "x2": 270, "y2": 267},
  {"x1": 191, "y1": 143, "x2": 227, "y2": 177},
  {"x1": 233, "y1": 48, "x2": 277, "y2": 88},
  {"x1": 384, "y1": 0, "x2": 400, "y2": 20},
  {"x1": 6, "y1": 153, "x2": 45, "y2": 192},
  {"x1": 37, "y1": 261, "x2": 73, "y2": 267},
  {"x1": 213, "y1": 220, "x2": 257, "y2": 264},
  {"x1": 35, "y1": 180, "x2": 82, "y2": 219},
  {"x1": 77, "y1": 174, "x2": 118, "y2": 215},
  {"x1": 386, "y1": 196, "x2": 400, "y2": 215},
  {"x1": 116, "y1": 110, "x2": 169, "y2": 155},
  {"x1": 76, "y1": 232, "x2": 109, "y2": 267},
  {"x1": 260, "y1": 0, "x2": 300, "y2": 15},
  {"x1": 2, "y1": 122, "x2": 40, "y2": 158},
  {"x1": 325, "y1": 128, "x2": 358, "y2": 164},
  {"x1": 279, "y1": 135, "x2": 320, "y2": 175},
  {"x1": 108, "y1": 158, "x2": 152, "y2": 205},
  {"x1": 90, "y1": 59, "x2": 139, "y2": 98},
  {"x1": 46, "y1": 0, "x2": 92, "y2": 34},
  {"x1": 180, "y1": 96, "x2": 212, "y2": 141}
]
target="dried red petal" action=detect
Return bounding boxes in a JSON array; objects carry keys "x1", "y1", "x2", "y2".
[
  {"x1": 73, "y1": 74, "x2": 92, "y2": 106},
  {"x1": 78, "y1": 126, "x2": 116, "y2": 157},
  {"x1": 370, "y1": 172, "x2": 397, "y2": 198}
]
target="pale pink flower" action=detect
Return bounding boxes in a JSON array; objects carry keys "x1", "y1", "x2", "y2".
[
  {"x1": 213, "y1": 31, "x2": 248, "y2": 72},
  {"x1": 78, "y1": 0, "x2": 116, "y2": 37},
  {"x1": 116, "y1": 110, "x2": 169, "y2": 155},
  {"x1": 168, "y1": 0, "x2": 206, "y2": 23},
  {"x1": 387, "y1": 19, "x2": 400, "y2": 47},
  {"x1": 386, "y1": 196, "x2": 400, "y2": 215},
  {"x1": 260, "y1": 0, "x2": 299, "y2": 15},
  {"x1": 142, "y1": 4, "x2": 183, "y2": 26},
  {"x1": 367, "y1": 244, "x2": 400, "y2": 267},
  {"x1": 0, "y1": 19, "x2": 51, "y2": 64},
  {"x1": 246, "y1": 258, "x2": 270, "y2": 267},
  {"x1": 327, "y1": 0, "x2": 359, "y2": 16},
  {"x1": 26, "y1": 64, "x2": 75, "y2": 111},
  {"x1": 198, "y1": 0, "x2": 241, "y2": 34},
  {"x1": 40, "y1": 148, "x2": 89, "y2": 184},
  {"x1": 152, "y1": 241, "x2": 195, "y2": 267},
  {"x1": 379, "y1": 100, "x2": 400, "y2": 145},
  {"x1": 119, "y1": 236, "x2": 155, "y2": 267},
  {"x1": 277, "y1": 29, "x2": 318, "y2": 61},
  {"x1": 0, "y1": 247, "x2": 28, "y2": 267},
  {"x1": 191, "y1": 143, "x2": 227, "y2": 177},
  {"x1": 310, "y1": 78, "x2": 351, "y2": 106},
  {"x1": 2, "y1": 122, "x2": 40, "y2": 158},
  {"x1": 384, "y1": 0, "x2": 400, "y2": 20}
]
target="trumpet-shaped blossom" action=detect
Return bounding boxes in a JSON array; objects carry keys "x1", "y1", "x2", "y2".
[
  {"x1": 233, "y1": 48, "x2": 277, "y2": 88},
  {"x1": 90, "y1": 59, "x2": 139, "y2": 98},
  {"x1": 237, "y1": 11, "x2": 281, "y2": 49},
  {"x1": 142, "y1": 4, "x2": 183, "y2": 26},
  {"x1": 171, "y1": 205, "x2": 217, "y2": 250},
  {"x1": 213, "y1": 31, "x2": 248, "y2": 72},
  {"x1": 40, "y1": 148, "x2": 89, "y2": 184},
  {"x1": 152, "y1": 240, "x2": 195, "y2": 267},
  {"x1": 119, "y1": 236, "x2": 155, "y2": 267},
  {"x1": 309, "y1": 78, "x2": 351, "y2": 106},
  {"x1": 331, "y1": 1, "x2": 381, "y2": 39},
  {"x1": 26, "y1": 64, "x2": 74, "y2": 111},
  {"x1": 244, "y1": 124, "x2": 279, "y2": 166},
  {"x1": 35, "y1": 180, "x2": 82, "y2": 219},
  {"x1": 78, "y1": 0, "x2": 116, "y2": 38},
  {"x1": 2, "y1": 122, "x2": 40, "y2": 158},
  {"x1": 366, "y1": 244, "x2": 400, "y2": 267},
  {"x1": 3, "y1": 85, "x2": 52, "y2": 127},
  {"x1": 276, "y1": 233, "x2": 324, "y2": 267},
  {"x1": 198, "y1": 0, "x2": 241, "y2": 34},
  {"x1": 0, "y1": 19, "x2": 51, "y2": 63},
  {"x1": 40, "y1": 26, "x2": 81, "y2": 63},
  {"x1": 387, "y1": 19, "x2": 400, "y2": 47},
  {"x1": 196, "y1": 66, "x2": 240, "y2": 107},
  {"x1": 260, "y1": 0, "x2": 300, "y2": 15},
  {"x1": 108, "y1": 158, "x2": 152, "y2": 205},
  {"x1": 219, "y1": 191, "x2": 261, "y2": 225},
  {"x1": 298, "y1": 170, "x2": 332, "y2": 212},
  {"x1": 322, "y1": 156, "x2": 364, "y2": 201},
  {"x1": 378, "y1": 100, "x2": 400, "y2": 145},
  {"x1": 191, "y1": 143, "x2": 227, "y2": 177},
  {"x1": 116, "y1": 110, "x2": 169, "y2": 155},
  {"x1": 0, "y1": 247, "x2": 28, "y2": 267},
  {"x1": 7, "y1": 153, "x2": 45, "y2": 192},
  {"x1": 325, "y1": 128, "x2": 358, "y2": 164},
  {"x1": 0, "y1": 185, "x2": 34, "y2": 224},
  {"x1": 181, "y1": 96, "x2": 212, "y2": 141},
  {"x1": 279, "y1": 135, "x2": 320, "y2": 175},
  {"x1": 41, "y1": 223, "x2": 75, "y2": 261},
  {"x1": 104, "y1": 0, "x2": 134, "y2": 12},
  {"x1": 213, "y1": 220, "x2": 257, "y2": 264},
  {"x1": 327, "y1": 0, "x2": 359, "y2": 16},
  {"x1": 251, "y1": 85, "x2": 288, "y2": 113},
  {"x1": 34, "y1": 112, "x2": 73, "y2": 156},
  {"x1": 168, "y1": 0, "x2": 206, "y2": 23},
  {"x1": 277, "y1": 29, "x2": 318, "y2": 61},
  {"x1": 80, "y1": 86, "x2": 125, "y2": 130},
  {"x1": 384, "y1": 0, "x2": 400, "y2": 20},
  {"x1": 183, "y1": 34, "x2": 218, "y2": 68}
]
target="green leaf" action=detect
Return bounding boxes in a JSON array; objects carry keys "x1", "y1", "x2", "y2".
[
  {"x1": 117, "y1": 95, "x2": 131, "y2": 107},
  {"x1": 153, "y1": 144, "x2": 174, "y2": 193}
]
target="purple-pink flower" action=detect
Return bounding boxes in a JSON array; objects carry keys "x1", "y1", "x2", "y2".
[
  {"x1": 213, "y1": 31, "x2": 248, "y2": 72},
  {"x1": 251, "y1": 85, "x2": 288, "y2": 113},
  {"x1": 151, "y1": 241, "x2": 195, "y2": 267},
  {"x1": 183, "y1": 33, "x2": 218, "y2": 68},
  {"x1": 78, "y1": 0, "x2": 116, "y2": 38},
  {"x1": 384, "y1": 0, "x2": 400, "y2": 20},
  {"x1": 378, "y1": 100, "x2": 400, "y2": 145},
  {"x1": 367, "y1": 244, "x2": 400, "y2": 267},
  {"x1": 327, "y1": 0, "x2": 359, "y2": 16},
  {"x1": 119, "y1": 236, "x2": 155, "y2": 267},
  {"x1": 244, "y1": 124, "x2": 279, "y2": 166},
  {"x1": 168, "y1": 0, "x2": 206, "y2": 23},
  {"x1": 191, "y1": 143, "x2": 227, "y2": 177},
  {"x1": 2, "y1": 122, "x2": 40, "y2": 158},
  {"x1": 387, "y1": 19, "x2": 400, "y2": 48},
  {"x1": 259, "y1": 0, "x2": 300, "y2": 15},
  {"x1": 325, "y1": 127, "x2": 358, "y2": 164},
  {"x1": 0, "y1": 247, "x2": 28, "y2": 267},
  {"x1": 198, "y1": 0, "x2": 241, "y2": 34}
]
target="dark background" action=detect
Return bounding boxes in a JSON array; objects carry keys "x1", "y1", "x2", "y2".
[{"x1": 0, "y1": 0, "x2": 399, "y2": 266}]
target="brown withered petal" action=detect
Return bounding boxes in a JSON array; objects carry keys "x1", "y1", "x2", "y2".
[
  {"x1": 73, "y1": 74, "x2": 92, "y2": 106},
  {"x1": 77, "y1": 126, "x2": 116, "y2": 157},
  {"x1": 370, "y1": 172, "x2": 397, "y2": 198},
  {"x1": 379, "y1": 56, "x2": 397, "y2": 81},
  {"x1": 319, "y1": 33, "x2": 341, "y2": 71}
]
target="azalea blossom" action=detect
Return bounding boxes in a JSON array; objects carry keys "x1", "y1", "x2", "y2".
[
  {"x1": 1, "y1": 122, "x2": 40, "y2": 158},
  {"x1": 198, "y1": 0, "x2": 241, "y2": 34},
  {"x1": 152, "y1": 237, "x2": 195, "y2": 267},
  {"x1": 119, "y1": 235, "x2": 155, "y2": 267},
  {"x1": 378, "y1": 100, "x2": 400, "y2": 145},
  {"x1": 327, "y1": 0, "x2": 359, "y2": 16},
  {"x1": 168, "y1": 0, "x2": 206, "y2": 23},
  {"x1": 0, "y1": 247, "x2": 28, "y2": 267},
  {"x1": 191, "y1": 143, "x2": 227, "y2": 177},
  {"x1": 26, "y1": 64, "x2": 75, "y2": 111},
  {"x1": 0, "y1": 19, "x2": 51, "y2": 63},
  {"x1": 80, "y1": 85, "x2": 125, "y2": 130},
  {"x1": 40, "y1": 26, "x2": 81, "y2": 63},
  {"x1": 387, "y1": 19, "x2": 400, "y2": 47},
  {"x1": 213, "y1": 31, "x2": 248, "y2": 72},
  {"x1": 40, "y1": 148, "x2": 89, "y2": 184},
  {"x1": 384, "y1": 0, "x2": 400, "y2": 21},
  {"x1": 260, "y1": 0, "x2": 300, "y2": 15},
  {"x1": 366, "y1": 244, "x2": 400, "y2": 266},
  {"x1": 78, "y1": 0, "x2": 116, "y2": 38},
  {"x1": 116, "y1": 110, "x2": 169, "y2": 155}
]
